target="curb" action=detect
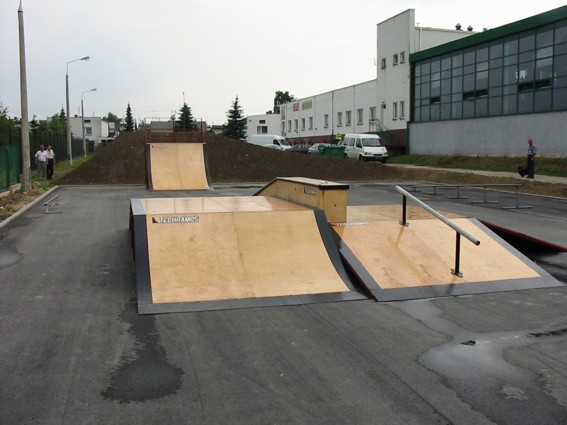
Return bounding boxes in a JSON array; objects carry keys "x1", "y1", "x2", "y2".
[{"x1": 0, "y1": 186, "x2": 59, "y2": 230}]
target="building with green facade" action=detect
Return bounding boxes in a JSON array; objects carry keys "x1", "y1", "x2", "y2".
[{"x1": 409, "y1": 5, "x2": 567, "y2": 156}]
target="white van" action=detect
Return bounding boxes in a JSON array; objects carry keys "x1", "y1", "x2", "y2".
[
  {"x1": 249, "y1": 134, "x2": 291, "y2": 151},
  {"x1": 340, "y1": 134, "x2": 388, "y2": 163}
]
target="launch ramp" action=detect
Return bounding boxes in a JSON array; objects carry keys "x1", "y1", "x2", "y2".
[
  {"x1": 130, "y1": 196, "x2": 366, "y2": 314},
  {"x1": 333, "y1": 204, "x2": 562, "y2": 301},
  {"x1": 145, "y1": 142, "x2": 212, "y2": 190}
]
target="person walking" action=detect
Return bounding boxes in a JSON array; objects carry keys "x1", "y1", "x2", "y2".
[
  {"x1": 34, "y1": 145, "x2": 48, "y2": 180},
  {"x1": 46, "y1": 145, "x2": 56, "y2": 180},
  {"x1": 527, "y1": 139, "x2": 537, "y2": 179}
]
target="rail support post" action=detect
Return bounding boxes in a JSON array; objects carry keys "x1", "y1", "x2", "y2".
[{"x1": 450, "y1": 232, "x2": 463, "y2": 277}]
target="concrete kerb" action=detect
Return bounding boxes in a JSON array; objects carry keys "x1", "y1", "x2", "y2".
[{"x1": 0, "y1": 186, "x2": 59, "y2": 230}]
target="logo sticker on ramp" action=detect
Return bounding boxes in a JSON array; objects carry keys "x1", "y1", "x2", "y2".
[{"x1": 152, "y1": 216, "x2": 200, "y2": 224}]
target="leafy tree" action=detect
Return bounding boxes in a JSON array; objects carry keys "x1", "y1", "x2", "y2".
[
  {"x1": 223, "y1": 96, "x2": 247, "y2": 140},
  {"x1": 104, "y1": 112, "x2": 121, "y2": 128},
  {"x1": 49, "y1": 112, "x2": 66, "y2": 135},
  {"x1": 125, "y1": 103, "x2": 134, "y2": 132},
  {"x1": 273, "y1": 90, "x2": 295, "y2": 114},
  {"x1": 176, "y1": 102, "x2": 196, "y2": 130}
]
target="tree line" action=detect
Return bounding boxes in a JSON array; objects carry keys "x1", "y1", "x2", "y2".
[{"x1": 0, "y1": 90, "x2": 296, "y2": 142}]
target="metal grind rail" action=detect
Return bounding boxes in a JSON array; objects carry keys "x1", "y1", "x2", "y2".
[
  {"x1": 406, "y1": 183, "x2": 532, "y2": 209},
  {"x1": 395, "y1": 185, "x2": 480, "y2": 278},
  {"x1": 43, "y1": 195, "x2": 62, "y2": 214}
]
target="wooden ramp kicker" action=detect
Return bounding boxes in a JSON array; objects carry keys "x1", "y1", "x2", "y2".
[
  {"x1": 332, "y1": 205, "x2": 562, "y2": 301},
  {"x1": 145, "y1": 142, "x2": 212, "y2": 191},
  {"x1": 130, "y1": 196, "x2": 366, "y2": 314}
]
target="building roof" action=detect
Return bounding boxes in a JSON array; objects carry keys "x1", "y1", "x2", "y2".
[{"x1": 410, "y1": 5, "x2": 567, "y2": 62}]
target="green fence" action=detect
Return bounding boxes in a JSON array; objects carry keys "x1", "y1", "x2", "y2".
[
  {"x1": 0, "y1": 125, "x2": 71, "y2": 192},
  {"x1": 0, "y1": 145, "x2": 21, "y2": 192}
]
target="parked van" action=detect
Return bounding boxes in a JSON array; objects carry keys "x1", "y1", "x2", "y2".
[
  {"x1": 249, "y1": 134, "x2": 291, "y2": 151},
  {"x1": 340, "y1": 134, "x2": 388, "y2": 163}
]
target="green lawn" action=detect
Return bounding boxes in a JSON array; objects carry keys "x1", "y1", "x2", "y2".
[{"x1": 388, "y1": 155, "x2": 567, "y2": 178}]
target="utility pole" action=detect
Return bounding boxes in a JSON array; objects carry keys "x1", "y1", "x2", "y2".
[{"x1": 18, "y1": 1, "x2": 31, "y2": 192}]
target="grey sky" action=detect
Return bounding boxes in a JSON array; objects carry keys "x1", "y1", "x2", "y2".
[{"x1": 1, "y1": 0, "x2": 565, "y2": 125}]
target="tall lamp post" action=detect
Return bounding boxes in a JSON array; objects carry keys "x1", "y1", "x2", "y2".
[
  {"x1": 65, "y1": 56, "x2": 90, "y2": 166},
  {"x1": 81, "y1": 88, "x2": 97, "y2": 157}
]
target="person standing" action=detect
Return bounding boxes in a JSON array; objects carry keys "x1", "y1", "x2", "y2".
[
  {"x1": 34, "y1": 145, "x2": 48, "y2": 180},
  {"x1": 46, "y1": 145, "x2": 56, "y2": 180},
  {"x1": 527, "y1": 139, "x2": 537, "y2": 179}
]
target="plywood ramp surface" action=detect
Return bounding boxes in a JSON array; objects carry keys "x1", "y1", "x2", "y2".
[
  {"x1": 146, "y1": 210, "x2": 350, "y2": 304},
  {"x1": 137, "y1": 196, "x2": 308, "y2": 215},
  {"x1": 333, "y1": 217, "x2": 541, "y2": 290},
  {"x1": 147, "y1": 143, "x2": 210, "y2": 190},
  {"x1": 345, "y1": 205, "x2": 463, "y2": 223}
]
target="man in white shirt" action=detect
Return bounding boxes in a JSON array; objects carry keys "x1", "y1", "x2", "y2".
[
  {"x1": 46, "y1": 145, "x2": 56, "y2": 180},
  {"x1": 34, "y1": 145, "x2": 48, "y2": 180}
]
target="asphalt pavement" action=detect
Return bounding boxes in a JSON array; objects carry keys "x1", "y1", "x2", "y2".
[{"x1": 1, "y1": 182, "x2": 566, "y2": 425}]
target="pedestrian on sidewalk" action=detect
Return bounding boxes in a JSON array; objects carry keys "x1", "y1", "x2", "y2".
[
  {"x1": 527, "y1": 139, "x2": 537, "y2": 179},
  {"x1": 34, "y1": 145, "x2": 48, "y2": 180},
  {"x1": 46, "y1": 145, "x2": 56, "y2": 180}
]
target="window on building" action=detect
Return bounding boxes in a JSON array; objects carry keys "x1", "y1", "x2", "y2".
[
  {"x1": 393, "y1": 54, "x2": 399, "y2": 66},
  {"x1": 346, "y1": 110, "x2": 351, "y2": 126},
  {"x1": 381, "y1": 58, "x2": 386, "y2": 69},
  {"x1": 393, "y1": 102, "x2": 398, "y2": 120},
  {"x1": 256, "y1": 126, "x2": 268, "y2": 133},
  {"x1": 324, "y1": 114, "x2": 329, "y2": 128},
  {"x1": 399, "y1": 101, "x2": 405, "y2": 119},
  {"x1": 301, "y1": 118, "x2": 305, "y2": 130},
  {"x1": 85, "y1": 127, "x2": 92, "y2": 136},
  {"x1": 337, "y1": 112, "x2": 343, "y2": 127},
  {"x1": 357, "y1": 108, "x2": 363, "y2": 124},
  {"x1": 369, "y1": 106, "x2": 376, "y2": 121},
  {"x1": 309, "y1": 117, "x2": 313, "y2": 130},
  {"x1": 288, "y1": 120, "x2": 291, "y2": 131},
  {"x1": 294, "y1": 119, "x2": 298, "y2": 132},
  {"x1": 259, "y1": 119, "x2": 266, "y2": 124},
  {"x1": 400, "y1": 51, "x2": 406, "y2": 63}
]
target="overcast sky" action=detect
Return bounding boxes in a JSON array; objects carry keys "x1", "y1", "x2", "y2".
[{"x1": 1, "y1": 0, "x2": 566, "y2": 125}]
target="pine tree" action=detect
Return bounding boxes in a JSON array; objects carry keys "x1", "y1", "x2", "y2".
[
  {"x1": 125, "y1": 103, "x2": 134, "y2": 132},
  {"x1": 176, "y1": 103, "x2": 196, "y2": 130},
  {"x1": 223, "y1": 96, "x2": 247, "y2": 140}
]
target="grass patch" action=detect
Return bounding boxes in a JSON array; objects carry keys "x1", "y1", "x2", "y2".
[{"x1": 388, "y1": 155, "x2": 567, "y2": 177}]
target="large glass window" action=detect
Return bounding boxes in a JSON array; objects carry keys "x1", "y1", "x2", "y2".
[{"x1": 413, "y1": 17, "x2": 567, "y2": 123}]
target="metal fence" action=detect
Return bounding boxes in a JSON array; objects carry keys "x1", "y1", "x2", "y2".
[{"x1": 0, "y1": 126, "x2": 82, "y2": 192}]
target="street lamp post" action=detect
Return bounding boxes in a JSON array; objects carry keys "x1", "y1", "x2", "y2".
[
  {"x1": 81, "y1": 88, "x2": 97, "y2": 158},
  {"x1": 66, "y1": 56, "x2": 90, "y2": 166}
]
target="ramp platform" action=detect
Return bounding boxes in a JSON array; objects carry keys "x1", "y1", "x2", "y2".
[
  {"x1": 145, "y1": 142, "x2": 212, "y2": 190},
  {"x1": 333, "y1": 205, "x2": 562, "y2": 301},
  {"x1": 130, "y1": 196, "x2": 366, "y2": 313}
]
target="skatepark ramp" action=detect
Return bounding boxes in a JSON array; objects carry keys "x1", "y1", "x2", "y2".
[
  {"x1": 130, "y1": 196, "x2": 366, "y2": 314},
  {"x1": 145, "y1": 142, "x2": 212, "y2": 190},
  {"x1": 332, "y1": 186, "x2": 562, "y2": 301},
  {"x1": 129, "y1": 178, "x2": 562, "y2": 313}
]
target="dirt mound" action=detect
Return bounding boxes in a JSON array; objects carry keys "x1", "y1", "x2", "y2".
[
  {"x1": 57, "y1": 131, "x2": 559, "y2": 196},
  {"x1": 56, "y1": 131, "x2": 407, "y2": 185}
]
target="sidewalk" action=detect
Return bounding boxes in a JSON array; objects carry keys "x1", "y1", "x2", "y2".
[{"x1": 389, "y1": 164, "x2": 567, "y2": 185}]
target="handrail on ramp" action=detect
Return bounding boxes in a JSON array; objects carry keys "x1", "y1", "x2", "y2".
[{"x1": 395, "y1": 185, "x2": 480, "y2": 278}]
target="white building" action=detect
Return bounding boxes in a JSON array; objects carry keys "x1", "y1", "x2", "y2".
[
  {"x1": 245, "y1": 113, "x2": 281, "y2": 141},
  {"x1": 280, "y1": 9, "x2": 476, "y2": 152},
  {"x1": 69, "y1": 116, "x2": 116, "y2": 150}
]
